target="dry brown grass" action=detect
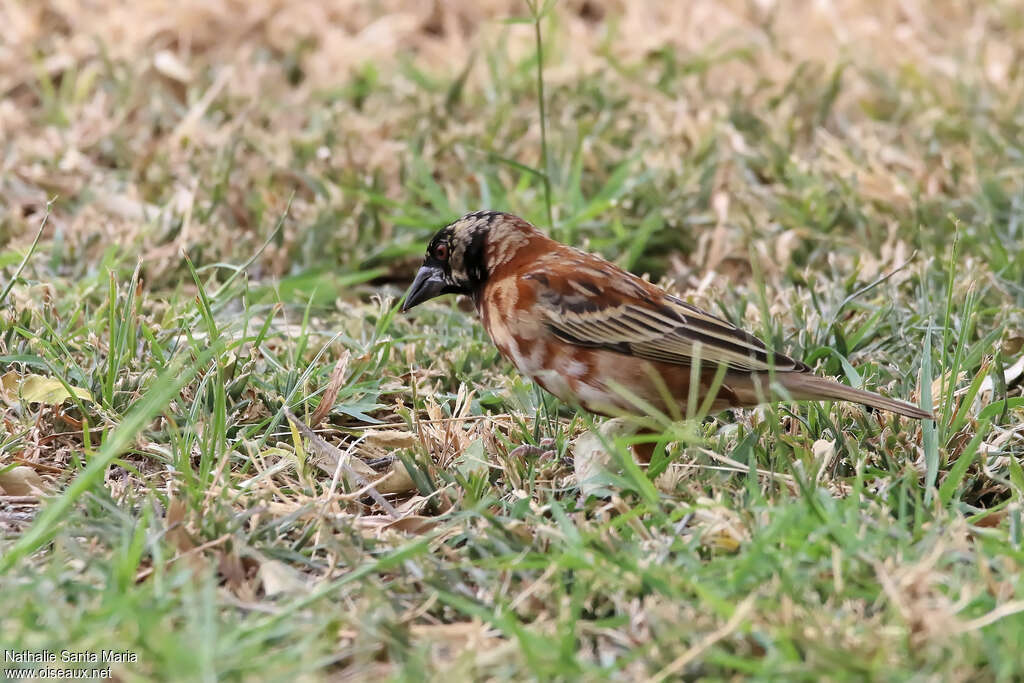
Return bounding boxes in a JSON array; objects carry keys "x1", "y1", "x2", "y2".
[{"x1": 3, "y1": 0, "x2": 1020, "y2": 273}]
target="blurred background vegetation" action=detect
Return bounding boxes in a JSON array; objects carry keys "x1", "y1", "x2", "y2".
[{"x1": 4, "y1": 1, "x2": 1021, "y2": 294}]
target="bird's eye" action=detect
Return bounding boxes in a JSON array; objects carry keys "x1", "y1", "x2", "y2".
[{"x1": 434, "y1": 244, "x2": 449, "y2": 260}]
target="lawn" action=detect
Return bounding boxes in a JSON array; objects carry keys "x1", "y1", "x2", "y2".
[{"x1": 2, "y1": 0, "x2": 1023, "y2": 679}]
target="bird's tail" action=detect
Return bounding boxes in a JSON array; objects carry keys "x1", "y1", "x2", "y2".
[
  {"x1": 772, "y1": 373, "x2": 933, "y2": 420},
  {"x1": 727, "y1": 372, "x2": 934, "y2": 419}
]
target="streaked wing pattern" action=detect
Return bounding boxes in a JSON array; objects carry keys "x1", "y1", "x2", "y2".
[{"x1": 536, "y1": 284, "x2": 807, "y2": 373}]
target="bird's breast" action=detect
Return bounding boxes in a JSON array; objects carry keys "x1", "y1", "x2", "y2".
[
  {"x1": 478, "y1": 276, "x2": 548, "y2": 375},
  {"x1": 478, "y1": 274, "x2": 619, "y2": 413}
]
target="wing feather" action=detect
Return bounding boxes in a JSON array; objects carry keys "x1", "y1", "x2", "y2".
[{"x1": 535, "y1": 279, "x2": 806, "y2": 373}]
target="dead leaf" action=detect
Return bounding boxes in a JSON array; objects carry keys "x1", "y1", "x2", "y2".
[
  {"x1": 165, "y1": 496, "x2": 196, "y2": 554},
  {"x1": 357, "y1": 514, "x2": 439, "y2": 535},
  {"x1": 1002, "y1": 334, "x2": 1024, "y2": 357},
  {"x1": 931, "y1": 370, "x2": 966, "y2": 407},
  {"x1": 813, "y1": 439, "x2": 836, "y2": 482},
  {"x1": 573, "y1": 418, "x2": 638, "y2": 499},
  {"x1": 219, "y1": 549, "x2": 248, "y2": 589},
  {"x1": 502, "y1": 519, "x2": 535, "y2": 544},
  {"x1": 773, "y1": 230, "x2": 801, "y2": 268},
  {"x1": 410, "y1": 619, "x2": 494, "y2": 643},
  {"x1": 975, "y1": 355, "x2": 1024, "y2": 411},
  {"x1": 1, "y1": 372, "x2": 93, "y2": 406},
  {"x1": 364, "y1": 428, "x2": 419, "y2": 450},
  {"x1": 386, "y1": 515, "x2": 439, "y2": 533},
  {"x1": 0, "y1": 466, "x2": 51, "y2": 496},
  {"x1": 153, "y1": 50, "x2": 192, "y2": 83},
  {"x1": 812, "y1": 439, "x2": 836, "y2": 461},
  {"x1": 344, "y1": 456, "x2": 378, "y2": 479},
  {"x1": 693, "y1": 497, "x2": 748, "y2": 552},
  {"x1": 309, "y1": 350, "x2": 350, "y2": 428},
  {"x1": 372, "y1": 459, "x2": 417, "y2": 495},
  {"x1": 703, "y1": 530, "x2": 742, "y2": 552},
  {"x1": 218, "y1": 548, "x2": 259, "y2": 601},
  {"x1": 971, "y1": 509, "x2": 1007, "y2": 529},
  {"x1": 257, "y1": 558, "x2": 308, "y2": 596}
]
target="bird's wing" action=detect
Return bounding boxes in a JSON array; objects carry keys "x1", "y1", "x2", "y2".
[{"x1": 525, "y1": 261, "x2": 807, "y2": 374}]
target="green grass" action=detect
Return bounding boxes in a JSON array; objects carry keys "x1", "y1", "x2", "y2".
[{"x1": 2, "y1": 1, "x2": 1023, "y2": 680}]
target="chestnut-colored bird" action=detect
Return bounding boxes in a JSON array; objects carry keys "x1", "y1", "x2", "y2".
[{"x1": 402, "y1": 210, "x2": 933, "y2": 422}]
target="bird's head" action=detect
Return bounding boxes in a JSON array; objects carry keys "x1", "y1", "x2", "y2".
[{"x1": 401, "y1": 210, "x2": 532, "y2": 311}]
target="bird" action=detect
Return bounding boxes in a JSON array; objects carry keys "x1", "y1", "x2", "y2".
[{"x1": 401, "y1": 210, "x2": 933, "y2": 431}]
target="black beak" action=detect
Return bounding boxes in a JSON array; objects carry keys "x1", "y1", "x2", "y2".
[{"x1": 401, "y1": 265, "x2": 446, "y2": 312}]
